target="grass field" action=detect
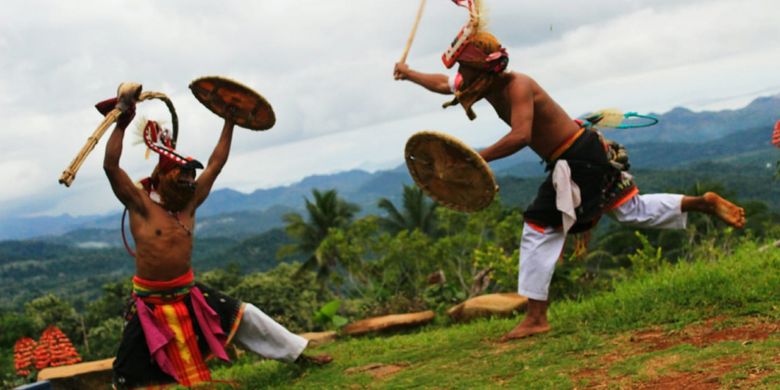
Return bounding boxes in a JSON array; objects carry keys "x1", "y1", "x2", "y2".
[{"x1": 210, "y1": 241, "x2": 780, "y2": 389}]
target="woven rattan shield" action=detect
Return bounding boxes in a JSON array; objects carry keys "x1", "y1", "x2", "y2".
[{"x1": 405, "y1": 130, "x2": 497, "y2": 212}]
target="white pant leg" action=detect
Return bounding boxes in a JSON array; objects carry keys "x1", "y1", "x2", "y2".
[
  {"x1": 233, "y1": 303, "x2": 308, "y2": 363},
  {"x1": 517, "y1": 223, "x2": 566, "y2": 301},
  {"x1": 608, "y1": 194, "x2": 687, "y2": 229}
]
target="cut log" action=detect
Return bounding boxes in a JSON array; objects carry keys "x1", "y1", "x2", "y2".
[
  {"x1": 447, "y1": 293, "x2": 528, "y2": 322},
  {"x1": 37, "y1": 358, "x2": 114, "y2": 389},
  {"x1": 342, "y1": 311, "x2": 435, "y2": 336},
  {"x1": 299, "y1": 331, "x2": 338, "y2": 347}
]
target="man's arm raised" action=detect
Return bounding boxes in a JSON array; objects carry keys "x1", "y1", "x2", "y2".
[
  {"x1": 191, "y1": 119, "x2": 235, "y2": 209},
  {"x1": 478, "y1": 80, "x2": 534, "y2": 162},
  {"x1": 103, "y1": 122, "x2": 147, "y2": 215},
  {"x1": 394, "y1": 63, "x2": 452, "y2": 95}
]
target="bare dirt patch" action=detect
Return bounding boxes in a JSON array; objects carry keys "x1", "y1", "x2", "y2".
[
  {"x1": 639, "y1": 354, "x2": 682, "y2": 377},
  {"x1": 572, "y1": 317, "x2": 780, "y2": 389},
  {"x1": 740, "y1": 364, "x2": 777, "y2": 388},
  {"x1": 629, "y1": 317, "x2": 780, "y2": 352},
  {"x1": 345, "y1": 363, "x2": 409, "y2": 379},
  {"x1": 636, "y1": 356, "x2": 746, "y2": 390}
]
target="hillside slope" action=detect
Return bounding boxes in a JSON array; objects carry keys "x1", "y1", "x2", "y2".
[{"x1": 212, "y1": 241, "x2": 780, "y2": 389}]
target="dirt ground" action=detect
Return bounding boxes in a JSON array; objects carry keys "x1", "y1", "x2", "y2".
[
  {"x1": 572, "y1": 317, "x2": 780, "y2": 389},
  {"x1": 345, "y1": 362, "x2": 410, "y2": 379}
]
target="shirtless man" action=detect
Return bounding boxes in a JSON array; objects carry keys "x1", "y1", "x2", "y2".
[
  {"x1": 394, "y1": 31, "x2": 746, "y2": 341},
  {"x1": 101, "y1": 84, "x2": 330, "y2": 389}
]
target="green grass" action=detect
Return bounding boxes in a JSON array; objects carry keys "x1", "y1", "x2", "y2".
[{"x1": 209, "y1": 241, "x2": 780, "y2": 389}]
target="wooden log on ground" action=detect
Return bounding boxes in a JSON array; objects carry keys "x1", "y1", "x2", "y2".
[
  {"x1": 37, "y1": 358, "x2": 114, "y2": 390},
  {"x1": 342, "y1": 311, "x2": 435, "y2": 336},
  {"x1": 299, "y1": 331, "x2": 338, "y2": 347},
  {"x1": 447, "y1": 293, "x2": 528, "y2": 322}
]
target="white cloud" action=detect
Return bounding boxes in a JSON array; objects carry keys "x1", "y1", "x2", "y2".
[
  {"x1": 0, "y1": 160, "x2": 46, "y2": 202},
  {"x1": 1, "y1": 0, "x2": 779, "y2": 218},
  {"x1": 519, "y1": 0, "x2": 779, "y2": 90}
]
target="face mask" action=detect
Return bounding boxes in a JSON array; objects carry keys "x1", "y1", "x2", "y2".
[{"x1": 156, "y1": 169, "x2": 196, "y2": 212}]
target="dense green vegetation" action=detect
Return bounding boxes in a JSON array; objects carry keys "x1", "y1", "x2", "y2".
[
  {"x1": 0, "y1": 228, "x2": 297, "y2": 312},
  {"x1": 3, "y1": 170, "x2": 780, "y2": 388},
  {"x1": 210, "y1": 240, "x2": 780, "y2": 389},
  {"x1": 3, "y1": 162, "x2": 777, "y2": 314},
  {"x1": 0, "y1": 112, "x2": 780, "y2": 388}
]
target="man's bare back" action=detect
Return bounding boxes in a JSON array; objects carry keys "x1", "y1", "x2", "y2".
[{"x1": 482, "y1": 72, "x2": 580, "y2": 162}]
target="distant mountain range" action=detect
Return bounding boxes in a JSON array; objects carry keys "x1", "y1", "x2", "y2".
[
  {"x1": 2, "y1": 96, "x2": 779, "y2": 310},
  {"x1": 605, "y1": 95, "x2": 780, "y2": 144},
  {"x1": 2, "y1": 94, "x2": 778, "y2": 243}
]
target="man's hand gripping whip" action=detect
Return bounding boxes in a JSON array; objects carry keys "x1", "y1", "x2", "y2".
[{"x1": 58, "y1": 83, "x2": 179, "y2": 187}]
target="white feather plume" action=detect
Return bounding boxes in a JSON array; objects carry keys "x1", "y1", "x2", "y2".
[{"x1": 132, "y1": 116, "x2": 171, "y2": 160}]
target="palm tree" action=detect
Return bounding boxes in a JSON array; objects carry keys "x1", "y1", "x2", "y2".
[
  {"x1": 280, "y1": 189, "x2": 360, "y2": 281},
  {"x1": 377, "y1": 184, "x2": 438, "y2": 236}
]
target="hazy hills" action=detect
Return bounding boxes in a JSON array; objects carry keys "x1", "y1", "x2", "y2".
[
  {"x1": 1, "y1": 94, "x2": 778, "y2": 242},
  {"x1": 1, "y1": 96, "x2": 778, "y2": 310}
]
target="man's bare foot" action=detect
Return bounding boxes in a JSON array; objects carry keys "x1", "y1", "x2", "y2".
[
  {"x1": 297, "y1": 353, "x2": 333, "y2": 366},
  {"x1": 500, "y1": 320, "x2": 550, "y2": 342},
  {"x1": 702, "y1": 192, "x2": 746, "y2": 228}
]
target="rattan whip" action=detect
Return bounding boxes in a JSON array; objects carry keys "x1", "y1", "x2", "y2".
[
  {"x1": 58, "y1": 90, "x2": 178, "y2": 187},
  {"x1": 399, "y1": 0, "x2": 427, "y2": 64}
]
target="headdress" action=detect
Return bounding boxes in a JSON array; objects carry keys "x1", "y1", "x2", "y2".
[
  {"x1": 451, "y1": 32, "x2": 508, "y2": 73},
  {"x1": 441, "y1": 1, "x2": 480, "y2": 69},
  {"x1": 141, "y1": 120, "x2": 203, "y2": 174},
  {"x1": 441, "y1": 1, "x2": 509, "y2": 120},
  {"x1": 136, "y1": 120, "x2": 203, "y2": 198}
]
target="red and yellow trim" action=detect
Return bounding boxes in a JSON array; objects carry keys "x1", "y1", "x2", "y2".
[
  {"x1": 225, "y1": 303, "x2": 246, "y2": 347},
  {"x1": 548, "y1": 128, "x2": 585, "y2": 162},
  {"x1": 525, "y1": 221, "x2": 548, "y2": 234},
  {"x1": 133, "y1": 270, "x2": 194, "y2": 291},
  {"x1": 133, "y1": 270, "x2": 195, "y2": 305},
  {"x1": 606, "y1": 186, "x2": 639, "y2": 211}
]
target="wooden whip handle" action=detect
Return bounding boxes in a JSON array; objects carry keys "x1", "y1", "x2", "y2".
[
  {"x1": 399, "y1": 0, "x2": 426, "y2": 64},
  {"x1": 59, "y1": 83, "x2": 156, "y2": 187},
  {"x1": 58, "y1": 108, "x2": 121, "y2": 187}
]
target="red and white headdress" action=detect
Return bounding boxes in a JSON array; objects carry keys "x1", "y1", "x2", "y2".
[
  {"x1": 142, "y1": 120, "x2": 203, "y2": 173},
  {"x1": 442, "y1": 0, "x2": 481, "y2": 69},
  {"x1": 442, "y1": 0, "x2": 508, "y2": 73}
]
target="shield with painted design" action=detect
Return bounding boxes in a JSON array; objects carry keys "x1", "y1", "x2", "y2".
[{"x1": 189, "y1": 76, "x2": 275, "y2": 130}]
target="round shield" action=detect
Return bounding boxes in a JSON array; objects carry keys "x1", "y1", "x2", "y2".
[
  {"x1": 405, "y1": 131, "x2": 497, "y2": 212},
  {"x1": 189, "y1": 76, "x2": 275, "y2": 130}
]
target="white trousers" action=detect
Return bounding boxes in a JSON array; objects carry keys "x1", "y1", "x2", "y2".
[
  {"x1": 517, "y1": 194, "x2": 687, "y2": 301},
  {"x1": 233, "y1": 303, "x2": 309, "y2": 363}
]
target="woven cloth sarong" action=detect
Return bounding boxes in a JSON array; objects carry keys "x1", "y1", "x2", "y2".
[
  {"x1": 113, "y1": 270, "x2": 244, "y2": 389},
  {"x1": 523, "y1": 128, "x2": 638, "y2": 234}
]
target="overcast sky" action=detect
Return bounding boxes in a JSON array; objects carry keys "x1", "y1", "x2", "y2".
[{"x1": 1, "y1": 0, "x2": 779, "y2": 218}]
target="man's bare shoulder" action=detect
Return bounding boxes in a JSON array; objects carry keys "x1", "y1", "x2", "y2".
[
  {"x1": 504, "y1": 72, "x2": 535, "y2": 98},
  {"x1": 507, "y1": 71, "x2": 535, "y2": 83},
  {"x1": 508, "y1": 70, "x2": 530, "y2": 79}
]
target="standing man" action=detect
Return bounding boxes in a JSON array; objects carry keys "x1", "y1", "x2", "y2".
[
  {"x1": 394, "y1": 30, "x2": 745, "y2": 341},
  {"x1": 101, "y1": 83, "x2": 330, "y2": 389}
]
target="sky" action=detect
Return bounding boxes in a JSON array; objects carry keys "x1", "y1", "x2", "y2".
[{"x1": 1, "y1": 0, "x2": 779, "y2": 218}]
